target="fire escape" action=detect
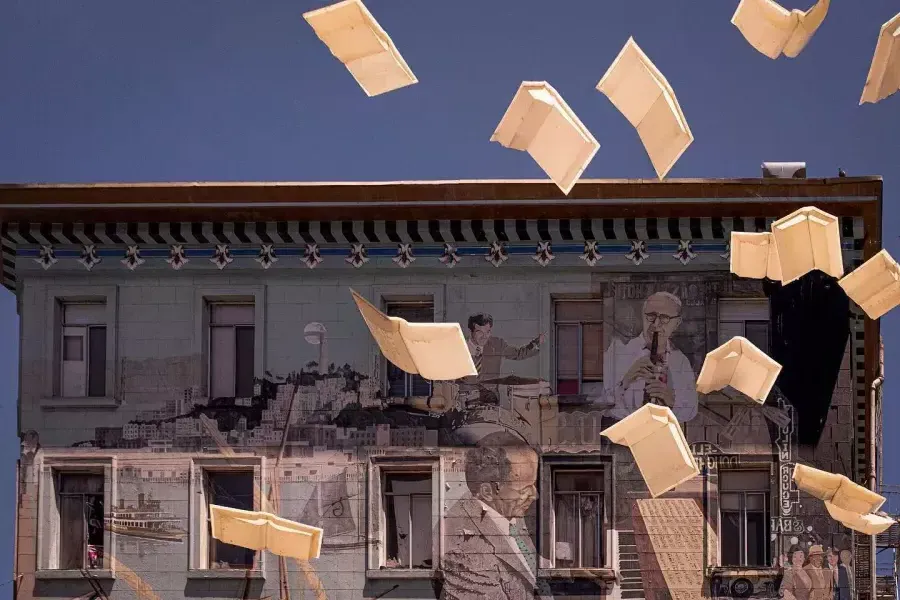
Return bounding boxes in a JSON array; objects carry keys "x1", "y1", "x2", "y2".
[
  {"x1": 872, "y1": 485, "x2": 900, "y2": 599},
  {"x1": 856, "y1": 341, "x2": 896, "y2": 600}
]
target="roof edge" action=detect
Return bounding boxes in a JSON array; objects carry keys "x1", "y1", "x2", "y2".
[{"x1": 0, "y1": 176, "x2": 884, "y2": 190}]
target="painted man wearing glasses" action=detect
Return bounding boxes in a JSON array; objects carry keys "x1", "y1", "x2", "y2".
[
  {"x1": 602, "y1": 291, "x2": 698, "y2": 422},
  {"x1": 441, "y1": 432, "x2": 548, "y2": 600}
]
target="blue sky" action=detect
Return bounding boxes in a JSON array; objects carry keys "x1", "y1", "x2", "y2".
[{"x1": 1, "y1": 0, "x2": 899, "y2": 590}]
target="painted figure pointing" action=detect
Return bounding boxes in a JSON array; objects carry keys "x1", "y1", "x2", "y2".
[{"x1": 465, "y1": 313, "x2": 544, "y2": 382}]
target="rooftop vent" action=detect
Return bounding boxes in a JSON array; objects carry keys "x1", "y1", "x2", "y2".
[{"x1": 762, "y1": 162, "x2": 807, "y2": 179}]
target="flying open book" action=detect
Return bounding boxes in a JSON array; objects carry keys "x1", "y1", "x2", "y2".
[
  {"x1": 824, "y1": 502, "x2": 896, "y2": 536},
  {"x1": 491, "y1": 81, "x2": 600, "y2": 195},
  {"x1": 596, "y1": 38, "x2": 692, "y2": 180},
  {"x1": 696, "y1": 336, "x2": 783, "y2": 403},
  {"x1": 303, "y1": 0, "x2": 418, "y2": 97},
  {"x1": 839, "y1": 249, "x2": 900, "y2": 320},
  {"x1": 860, "y1": 12, "x2": 900, "y2": 105},
  {"x1": 770, "y1": 206, "x2": 843, "y2": 284},
  {"x1": 210, "y1": 505, "x2": 324, "y2": 561},
  {"x1": 601, "y1": 404, "x2": 699, "y2": 498},
  {"x1": 730, "y1": 231, "x2": 783, "y2": 281},
  {"x1": 351, "y1": 289, "x2": 477, "y2": 381},
  {"x1": 793, "y1": 464, "x2": 895, "y2": 535},
  {"x1": 731, "y1": 0, "x2": 830, "y2": 59}
]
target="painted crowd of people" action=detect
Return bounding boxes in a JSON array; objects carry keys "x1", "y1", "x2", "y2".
[{"x1": 780, "y1": 545, "x2": 854, "y2": 600}]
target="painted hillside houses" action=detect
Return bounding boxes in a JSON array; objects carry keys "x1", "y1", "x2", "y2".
[{"x1": 1, "y1": 175, "x2": 889, "y2": 600}]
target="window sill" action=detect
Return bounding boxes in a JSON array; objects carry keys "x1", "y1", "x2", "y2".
[
  {"x1": 551, "y1": 394, "x2": 615, "y2": 408},
  {"x1": 384, "y1": 395, "x2": 431, "y2": 402},
  {"x1": 187, "y1": 569, "x2": 265, "y2": 580},
  {"x1": 35, "y1": 569, "x2": 115, "y2": 581},
  {"x1": 707, "y1": 566, "x2": 781, "y2": 578},
  {"x1": 40, "y1": 397, "x2": 119, "y2": 410},
  {"x1": 538, "y1": 568, "x2": 617, "y2": 581},
  {"x1": 384, "y1": 395, "x2": 441, "y2": 408},
  {"x1": 366, "y1": 568, "x2": 441, "y2": 580}
]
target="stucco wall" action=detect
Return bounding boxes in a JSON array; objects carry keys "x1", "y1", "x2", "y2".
[{"x1": 13, "y1": 254, "x2": 862, "y2": 600}]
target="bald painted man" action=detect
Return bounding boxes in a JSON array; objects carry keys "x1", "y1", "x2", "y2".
[{"x1": 601, "y1": 291, "x2": 699, "y2": 422}]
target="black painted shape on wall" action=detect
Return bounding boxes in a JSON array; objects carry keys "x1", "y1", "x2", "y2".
[{"x1": 765, "y1": 271, "x2": 850, "y2": 446}]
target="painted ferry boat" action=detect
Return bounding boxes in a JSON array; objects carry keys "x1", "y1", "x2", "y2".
[{"x1": 104, "y1": 493, "x2": 185, "y2": 542}]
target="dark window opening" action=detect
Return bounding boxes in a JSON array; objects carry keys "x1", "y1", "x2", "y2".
[
  {"x1": 383, "y1": 472, "x2": 432, "y2": 569},
  {"x1": 553, "y1": 469, "x2": 604, "y2": 568},
  {"x1": 206, "y1": 471, "x2": 255, "y2": 569},
  {"x1": 58, "y1": 473, "x2": 104, "y2": 570},
  {"x1": 385, "y1": 302, "x2": 434, "y2": 398}
]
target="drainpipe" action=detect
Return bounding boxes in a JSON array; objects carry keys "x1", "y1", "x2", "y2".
[
  {"x1": 870, "y1": 374, "x2": 883, "y2": 600},
  {"x1": 13, "y1": 460, "x2": 19, "y2": 600}
]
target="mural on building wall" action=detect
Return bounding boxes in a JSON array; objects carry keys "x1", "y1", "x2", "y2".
[
  {"x1": 439, "y1": 311, "x2": 548, "y2": 446},
  {"x1": 602, "y1": 289, "x2": 699, "y2": 423},
  {"x1": 772, "y1": 545, "x2": 854, "y2": 600},
  {"x1": 16, "y1": 272, "x2": 861, "y2": 600},
  {"x1": 440, "y1": 432, "x2": 546, "y2": 600},
  {"x1": 106, "y1": 493, "x2": 186, "y2": 543}
]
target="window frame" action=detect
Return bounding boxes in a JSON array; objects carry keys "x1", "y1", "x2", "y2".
[
  {"x1": 381, "y1": 471, "x2": 434, "y2": 569},
  {"x1": 717, "y1": 467, "x2": 773, "y2": 568},
  {"x1": 551, "y1": 469, "x2": 606, "y2": 569},
  {"x1": 193, "y1": 287, "x2": 266, "y2": 400},
  {"x1": 188, "y1": 456, "x2": 266, "y2": 578},
  {"x1": 204, "y1": 470, "x2": 256, "y2": 569},
  {"x1": 539, "y1": 454, "x2": 616, "y2": 580},
  {"x1": 35, "y1": 456, "x2": 117, "y2": 580},
  {"x1": 60, "y1": 304, "x2": 107, "y2": 399},
  {"x1": 56, "y1": 471, "x2": 105, "y2": 570},
  {"x1": 367, "y1": 455, "x2": 443, "y2": 580},
  {"x1": 42, "y1": 286, "x2": 119, "y2": 409},
  {"x1": 384, "y1": 299, "x2": 435, "y2": 399},
  {"x1": 208, "y1": 302, "x2": 256, "y2": 399},
  {"x1": 371, "y1": 287, "x2": 443, "y2": 400},
  {"x1": 553, "y1": 299, "x2": 604, "y2": 395},
  {"x1": 718, "y1": 298, "x2": 771, "y2": 354}
]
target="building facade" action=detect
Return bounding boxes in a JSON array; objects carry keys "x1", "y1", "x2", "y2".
[{"x1": 1, "y1": 177, "x2": 887, "y2": 600}]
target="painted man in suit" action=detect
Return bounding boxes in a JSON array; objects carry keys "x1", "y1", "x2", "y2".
[
  {"x1": 441, "y1": 432, "x2": 548, "y2": 600},
  {"x1": 465, "y1": 313, "x2": 544, "y2": 383},
  {"x1": 805, "y1": 545, "x2": 833, "y2": 600},
  {"x1": 827, "y1": 548, "x2": 851, "y2": 600},
  {"x1": 839, "y1": 551, "x2": 854, "y2": 599}
]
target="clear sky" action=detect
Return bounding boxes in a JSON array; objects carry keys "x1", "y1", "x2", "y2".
[{"x1": 1, "y1": 0, "x2": 899, "y2": 591}]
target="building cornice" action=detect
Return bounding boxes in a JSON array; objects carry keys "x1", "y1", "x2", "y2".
[{"x1": 0, "y1": 177, "x2": 883, "y2": 222}]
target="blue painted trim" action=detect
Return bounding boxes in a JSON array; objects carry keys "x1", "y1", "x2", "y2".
[{"x1": 18, "y1": 241, "x2": 855, "y2": 260}]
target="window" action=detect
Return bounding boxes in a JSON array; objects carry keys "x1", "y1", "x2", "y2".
[
  {"x1": 719, "y1": 470, "x2": 770, "y2": 567},
  {"x1": 209, "y1": 303, "x2": 255, "y2": 398},
  {"x1": 382, "y1": 472, "x2": 432, "y2": 569},
  {"x1": 189, "y1": 457, "x2": 264, "y2": 575},
  {"x1": 37, "y1": 458, "x2": 115, "y2": 577},
  {"x1": 43, "y1": 287, "x2": 117, "y2": 406},
  {"x1": 554, "y1": 301, "x2": 603, "y2": 395},
  {"x1": 539, "y1": 457, "x2": 612, "y2": 577},
  {"x1": 205, "y1": 471, "x2": 255, "y2": 569},
  {"x1": 367, "y1": 457, "x2": 441, "y2": 577},
  {"x1": 719, "y1": 299, "x2": 770, "y2": 354},
  {"x1": 552, "y1": 469, "x2": 604, "y2": 568},
  {"x1": 385, "y1": 301, "x2": 433, "y2": 398},
  {"x1": 57, "y1": 473, "x2": 105, "y2": 570},
  {"x1": 60, "y1": 303, "x2": 107, "y2": 398}
]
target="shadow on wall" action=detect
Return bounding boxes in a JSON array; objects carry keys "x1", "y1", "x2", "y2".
[
  {"x1": 33, "y1": 578, "x2": 114, "y2": 599},
  {"x1": 183, "y1": 576, "x2": 265, "y2": 598},
  {"x1": 766, "y1": 272, "x2": 851, "y2": 446}
]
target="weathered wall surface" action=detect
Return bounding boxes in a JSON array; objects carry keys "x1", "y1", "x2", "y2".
[{"x1": 12, "y1": 231, "x2": 866, "y2": 600}]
